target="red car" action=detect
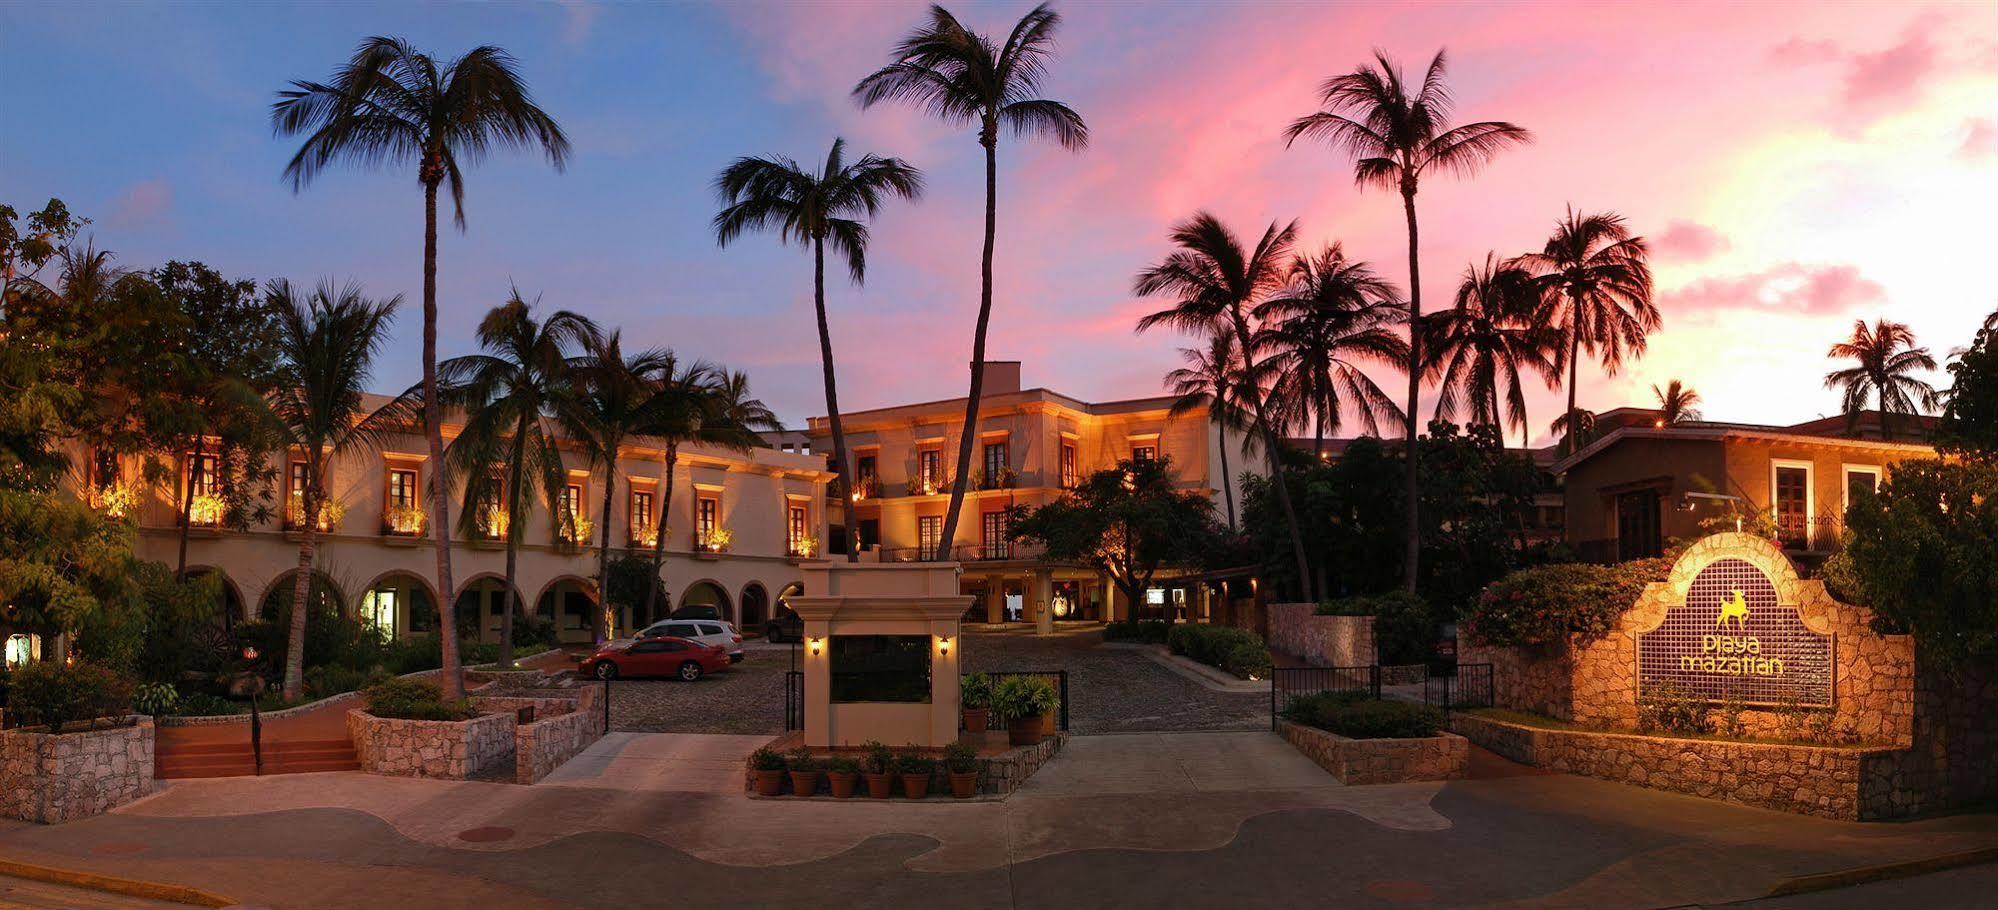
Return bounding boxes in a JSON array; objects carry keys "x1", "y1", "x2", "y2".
[{"x1": 580, "y1": 636, "x2": 730, "y2": 682}]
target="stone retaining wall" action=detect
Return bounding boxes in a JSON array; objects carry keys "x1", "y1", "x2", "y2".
[
  {"x1": 347, "y1": 709, "x2": 515, "y2": 780},
  {"x1": 980, "y1": 733, "x2": 1065, "y2": 795},
  {"x1": 1266, "y1": 604, "x2": 1374, "y2": 668},
  {"x1": 1278, "y1": 721, "x2": 1468, "y2": 785},
  {"x1": 0, "y1": 717, "x2": 155, "y2": 823}
]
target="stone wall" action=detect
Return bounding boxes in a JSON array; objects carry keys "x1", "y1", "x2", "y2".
[
  {"x1": 979, "y1": 732, "x2": 1064, "y2": 795},
  {"x1": 347, "y1": 709, "x2": 514, "y2": 780},
  {"x1": 1451, "y1": 711, "x2": 1902, "y2": 820},
  {"x1": 0, "y1": 717, "x2": 155, "y2": 823},
  {"x1": 1867, "y1": 658, "x2": 1998, "y2": 818},
  {"x1": 1266, "y1": 603, "x2": 1374, "y2": 667},
  {"x1": 1279, "y1": 721, "x2": 1468, "y2": 785}
]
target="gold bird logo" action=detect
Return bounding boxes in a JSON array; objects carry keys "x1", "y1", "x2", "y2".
[{"x1": 1716, "y1": 590, "x2": 1750, "y2": 630}]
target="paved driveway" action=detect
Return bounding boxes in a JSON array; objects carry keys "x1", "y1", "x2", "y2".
[
  {"x1": 589, "y1": 647, "x2": 795, "y2": 735},
  {"x1": 962, "y1": 628, "x2": 1267, "y2": 733}
]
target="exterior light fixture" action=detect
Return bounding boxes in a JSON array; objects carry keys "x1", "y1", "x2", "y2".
[
  {"x1": 937, "y1": 635, "x2": 951, "y2": 657},
  {"x1": 808, "y1": 636, "x2": 823, "y2": 656}
]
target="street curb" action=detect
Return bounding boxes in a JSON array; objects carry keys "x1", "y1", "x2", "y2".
[
  {"x1": 0, "y1": 858, "x2": 235, "y2": 907},
  {"x1": 1762, "y1": 845, "x2": 1998, "y2": 898}
]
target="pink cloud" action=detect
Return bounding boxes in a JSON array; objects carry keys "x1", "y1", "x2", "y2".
[
  {"x1": 1663, "y1": 263, "x2": 1885, "y2": 317},
  {"x1": 1652, "y1": 220, "x2": 1729, "y2": 263},
  {"x1": 1769, "y1": 36, "x2": 1843, "y2": 66},
  {"x1": 107, "y1": 178, "x2": 171, "y2": 229},
  {"x1": 1959, "y1": 117, "x2": 1998, "y2": 161},
  {"x1": 1841, "y1": 30, "x2": 1936, "y2": 111}
]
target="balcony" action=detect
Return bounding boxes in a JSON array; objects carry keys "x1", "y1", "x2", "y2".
[
  {"x1": 87, "y1": 483, "x2": 136, "y2": 521},
  {"x1": 471, "y1": 506, "x2": 510, "y2": 549},
  {"x1": 837, "y1": 477, "x2": 882, "y2": 502},
  {"x1": 872, "y1": 542, "x2": 1044, "y2": 564},
  {"x1": 283, "y1": 500, "x2": 345, "y2": 536},
  {"x1": 787, "y1": 534, "x2": 819, "y2": 562},
  {"x1": 628, "y1": 526, "x2": 661, "y2": 550},
  {"x1": 693, "y1": 527, "x2": 733, "y2": 559},
  {"x1": 185, "y1": 492, "x2": 227, "y2": 529},
  {"x1": 905, "y1": 475, "x2": 952, "y2": 497},
  {"x1": 381, "y1": 505, "x2": 428, "y2": 543},
  {"x1": 973, "y1": 468, "x2": 1018, "y2": 491},
  {"x1": 555, "y1": 515, "x2": 593, "y2": 552}
]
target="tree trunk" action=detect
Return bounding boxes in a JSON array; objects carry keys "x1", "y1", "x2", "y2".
[
  {"x1": 422, "y1": 177, "x2": 464, "y2": 701},
  {"x1": 1231, "y1": 312, "x2": 1313, "y2": 602},
  {"x1": 811, "y1": 238, "x2": 856, "y2": 563},
  {"x1": 281, "y1": 489, "x2": 318, "y2": 702},
  {"x1": 936, "y1": 136, "x2": 1000, "y2": 561},
  {"x1": 1400, "y1": 188, "x2": 1422, "y2": 596},
  {"x1": 176, "y1": 433, "x2": 201, "y2": 580},
  {"x1": 643, "y1": 442, "x2": 677, "y2": 620},
  {"x1": 1563, "y1": 321, "x2": 1581, "y2": 456},
  {"x1": 1216, "y1": 417, "x2": 1236, "y2": 530},
  {"x1": 498, "y1": 423, "x2": 528, "y2": 669},
  {"x1": 596, "y1": 458, "x2": 618, "y2": 643}
]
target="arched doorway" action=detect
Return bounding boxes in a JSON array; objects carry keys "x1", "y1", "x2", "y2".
[
  {"x1": 679, "y1": 580, "x2": 731, "y2": 624},
  {"x1": 184, "y1": 567, "x2": 246, "y2": 628},
  {"x1": 452, "y1": 575, "x2": 528, "y2": 645},
  {"x1": 258, "y1": 570, "x2": 345, "y2": 622},
  {"x1": 738, "y1": 583, "x2": 769, "y2": 629},
  {"x1": 535, "y1": 576, "x2": 600, "y2": 644},
  {"x1": 359, "y1": 572, "x2": 437, "y2": 643}
]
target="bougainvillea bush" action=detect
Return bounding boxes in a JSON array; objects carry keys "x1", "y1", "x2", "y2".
[{"x1": 1464, "y1": 559, "x2": 1670, "y2": 648}]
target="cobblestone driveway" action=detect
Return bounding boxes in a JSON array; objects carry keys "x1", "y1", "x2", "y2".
[
  {"x1": 963, "y1": 629, "x2": 1267, "y2": 733},
  {"x1": 596, "y1": 646, "x2": 797, "y2": 735}
]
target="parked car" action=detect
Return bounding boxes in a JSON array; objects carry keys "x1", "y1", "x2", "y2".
[
  {"x1": 668, "y1": 605, "x2": 722, "y2": 622},
  {"x1": 764, "y1": 609, "x2": 804, "y2": 643},
  {"x1": 580, "y1": 636, "x2": 730, "y2": 682},
  {"x1": 635, "y1": 619, "x2": 744, "y2": 662}
]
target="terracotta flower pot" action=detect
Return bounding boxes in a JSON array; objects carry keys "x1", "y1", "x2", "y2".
[
  {"x1": 899, "y1": 772, "x2": 932, "y2": 799},
  {"x1": 1039, "y1": 710, "x2": 1058, "y2": 736},
  {"x1": 948, "y1": 771, "x2": 979, "y2": 799},
  {"x1": 753, "y1": 769, "x2": 785, "y2": 797},
  {"x1": 828, "y1": 771, "x2": 859, "y2": 799},
  {"x1": 787, "y1": 770, "x2": 821, "y2": 797},
  {"x1": 962, "y1": 707, "x2": 989, "y2": 734},
  {"x1": 1008, "y1": 717, "x2": 1044, "y2": 747},
  {"x1": 864, "y1": 772, "x2": 894, "y2": 799}
]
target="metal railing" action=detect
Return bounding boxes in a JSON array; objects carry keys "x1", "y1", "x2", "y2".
[
  {"x1": 979, "y1": 669, "x2": 1069, "y2": 731},
  {"x1": 1424, "y1": 663, "x2": 1494, "y2": 710},
  {"x1": 1270, "y1": 665, "x2": 1379, "y2": 730},
  {"x1": 783, "y1": 670, "x2": 803, "y2": 731}
]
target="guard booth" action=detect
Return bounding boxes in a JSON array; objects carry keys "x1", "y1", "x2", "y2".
[{"x1": 787, "y1": 562, "x2": 972, "y2": 749}]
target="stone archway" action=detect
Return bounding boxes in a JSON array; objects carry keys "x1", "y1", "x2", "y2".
[
  {"x1": 679, "y1": 580, "x2": 732, "y2": 623},
  {"x1": 356, "y1": 571, "x2": 439, "y2": 643},
  {"x1": 184, "y1": 566, "x2": 247, "y2": 627},
  {"x1": 452, "y1": 574, "x2": 528, "y2": 644},
  {"x1": 258, "y1": 570, "x2": 346, "y2": 622},
  {"x1": 739, "y1": 583, "x2": 770, "y2": 629},
  {"x1": 534, "y1": 575, "x2": 600, "y2": 644}
]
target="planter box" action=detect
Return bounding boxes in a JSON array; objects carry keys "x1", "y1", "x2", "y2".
[
  {"x1": 347, "y1": 709, "x2": 514, "y2": 780},
  {"x1": 1, "y1": 717, "x2": 155, "y2": 823},
  {"x1": 1279, "y1": 720, "x2": 1468, "y2": 785},
  {"x1": 475, "y1": 695, "x2": 605, "y2": 784}
]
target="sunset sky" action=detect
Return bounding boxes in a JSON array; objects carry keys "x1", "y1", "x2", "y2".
[{"x1": 4, "y1": 1, "x2": 1994, "y2": 442}]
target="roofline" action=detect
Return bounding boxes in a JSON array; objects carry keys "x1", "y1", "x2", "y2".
[
  {"x1": 806, "y1": 387, "x2": 1180, "y2": 430},
  {"x1": 1551, "y1": 424, "x2": 1937, "y2": 474}
]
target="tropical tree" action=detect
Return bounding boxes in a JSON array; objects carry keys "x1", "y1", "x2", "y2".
[
  {"x1": 1164, "y1": 335, "x2": 1251, "y2": 529},
  {"x1": 1824, "y1": 319, "x2": 1938, "y2": 440},
  {"x1": 273, "y1": 36, "x2": 570, "y2": 700},
  {"x1": 260, "y1": 281, "x2": 410, "y2": 700},
  {"x1": 855, "y1": 2, "x2": 1087, "y2": 557},
  {"x1": 560, "y1": 332, "x2": 669, "y2": 643},
  {"x1": 713, "y1": 137, "x2": 922, "y2": 561},
  {"x1": 1283, "y1": 48, "x2": 1531, "y2": 593},
  {"x1": 1254, "y1": 243, "x2": 1409, "y2": 456},
  {"x1": 1425, "y1": 254, "x2": 1557, "y2": 449},
  {"x1": 1134, "y1": 213, "x2": 1313, "y2": 601},
  {"x1": 1548, "y1": 408, "x2": 1599, "y2": 453},
  {"x1": 439, "y1": 294, "x2": 596, "y2": 667},
  {"x1": 1653, "y1": 379, "x2": 1702, "y2": 425},
  {"x1": 1516, "y1": 208, "x2": 1656, "y2": 456},
  {"x1": 0, "y1": 199, "x2": 86, "y2": 315},
  {"x1": 1007, "y1": 456, "x2": 1223, "y2": 613}
]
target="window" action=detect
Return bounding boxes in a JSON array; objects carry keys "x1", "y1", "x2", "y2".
[
  {"x1": 982, "y1": 441, "x2": 1008, "y2": 484},
  {"x1": 788, "y1": 504, "x2": 810, "y2": 555},
  {"x1": 1131, "y1": 443, "x2": 1156, "y2": 463},
  {"x1": 1060, "y1": 442, "x2": 1078, "y2": 488},
  {"x1": 1773, "y1": 461, "x2": 1813, "y2": 549},
  {"x1": 362, "y1": 589, "x2": 396, "y2": 641},
  {"x1": 855, "y1": 454, "x2": 877, "y2": 496},
  {"x1": 698, "y1": 497, "x2": 719, "y2": 536},
  {"x1": 630, "y1": 487, "x2": 655, "y2": 543},
  {"x1": 288, "y1": 461, "x2": 308, "y2": 518},
  {"x1": 981, "y1": 510, "x2": 1009, "y2": 560},
  {"x1": 187, "y1": 452, "x2": 220, "y2": 498},
  {"x1": 1615, "y1": 490, "x2": 1662, "y2": 560},
  {"x1": 917, "y1": 515, "x2": 942, "y2": 560},
  {"x1": 857, "y1": 518, "x2": 880, "y2": 550},
  {"x1": 561, "y1": 483, "x2": 583, "y2": 530},
  {"x1": 388, "y1": 468, "x2": 419, "y2": 511},
  {"x1": 1843, "y1": 465, "x2": 1881, "y2": 514},
  {"x1": 90, "y1": 449, "x2": 118, "y2": 491},
  {"x1": 918, "y1": 449, "x2": 941, "y2": 492},
  {"x1": 828, "y1": 635, "x2": 932, "y2": 703}
]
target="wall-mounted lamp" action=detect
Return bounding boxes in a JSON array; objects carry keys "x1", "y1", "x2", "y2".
[
  {"x1": 808, "y1": 636, "x2": 823, "y2": 656},
  {"x1": 937, "y1": 635, "x2": 952, "y2": 658}
]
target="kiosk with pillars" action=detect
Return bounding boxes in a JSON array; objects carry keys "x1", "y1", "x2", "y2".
[{"x1": 788, "y1": 562, "x2": 972, "y2": 749}]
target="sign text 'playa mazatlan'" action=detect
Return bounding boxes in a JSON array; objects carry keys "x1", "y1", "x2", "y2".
[{"x1": 1636, "y1": 557, "x2": 1833, "y2": 707}]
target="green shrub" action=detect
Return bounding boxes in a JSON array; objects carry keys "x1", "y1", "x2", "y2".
[
  {"x1": 362, "y1": 676, "x2": 475, "y2": 721},
  {"x1": 1317, "y1": 592, "x2": 1435, "y2": 665},
  {"x1": 990, "y1": 675, "x2": 1060, "y2": 723},
  {"x1": 1636, "y1": 680, "x2": 1711, "y2": 735},
  {"x1": 960, "y1": 672, "x2": 992, "y2": 710},
  {"x1": 944, "y1": 740, "x2": 979, "y2": 774},
  {"x1": 1102, "y1": 620, "x2": 1171, "y2": 644},
  {"x1": 131, "y1": 681, "x2": 180, "y2": 717},
  {"x1": 1282, "y1": 691, "x2": 1442, "y2": 739},
  {"x1": 1465, "y1": 559, "x2": 1670, "y2": 647},
  {"x1": 862, "y1": 740, "x2": 893, "y2": 775},
  {"x1": 749, "y1": 746, "x2": 786, "y2": 772},
  {"x1": 1166, "y1": 624, "x2": 1273, "y2": 679},
  {"x1": 896, "y1": 750, "x2": 936, "y2": 774},
  {"x1": 786, "y1": 746, "x2": 821, "y2": 772},
  {"x1": 304, "y1": 664, "x2": 380, "y2": 700},
  {"x1": 6, "y1": 662, "x2": 132, "y2": 732},
  {"x1": 170, "y1": 692, "x2": 235, "y2": 717},
  {"x1": 828, "y1": 755, "x2": 862, "y2": 775}
]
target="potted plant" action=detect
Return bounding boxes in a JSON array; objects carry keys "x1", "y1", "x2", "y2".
[
  {"x1": 827, "y1": 755, "x2": 861, "y2": 799},
  {"x1": 993, "y1": 676, "x2": 1060, "y2": 746},
  {"x1": 749, "y1": 747, "x2": 786, "y2": 797},
  {"x1": 896, "y1": 749, "x2": 936, "y2": 799},
  {"x1": 862, "y1": 740, "x2": 895, "y2": 799},
  {"x1": 786, "y1": 746, "x2": 822, "y2": 797},
  {"x1": 960, "y1": 673, "x2": 993, "y2": 734},
  {"x1": 945, "y1": 740, "x2": 981, "y2": 799}
]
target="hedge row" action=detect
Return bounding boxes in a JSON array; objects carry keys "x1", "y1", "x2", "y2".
[
  {"x1": 1166, "y1": 624, "x2": 1272, "y2": 679},
  {"x1": 1282, "y1": 690, "x2": 1443, "y2": 739},
  {"x1": 1463, "y1": 558, "x2": 1671, "y2": 647}
]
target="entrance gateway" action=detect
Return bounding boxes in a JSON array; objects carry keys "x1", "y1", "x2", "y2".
[{"x1": 787, "y1": 562, "x2": 969, "y2": 748}]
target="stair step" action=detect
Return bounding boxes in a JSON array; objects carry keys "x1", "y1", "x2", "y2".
[{"x1": 157, "y1": 738, "x2": 353, "y2": 756}]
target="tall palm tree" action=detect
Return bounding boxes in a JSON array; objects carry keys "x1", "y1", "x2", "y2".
[
  {"x1": 1254, "y1": 244, "x2": 1409, "y2": 456},
  {"x1": 1824, "y1": 319, "x2": 1938, "y2": 440},
  {"x1": 438, "y1": 294, "x2": 596, "y2": 667},
  {"x1": 1426, "y1": 254, "x2": 1557, "y2": 449},
  {"x1": 713, "y1": 138, "x2": 922, "y2": 561},
  {"x1": 560, "y1": 332, "x2": 671, "y2": 644},
  {"x1": 261, "y1": 280, "x2": 409, "y2": 701},
  {"x1": 1135, "y1": 213, "x2": 1313, "y2": 601},
  {"x1": 274, "y1": 36, "x2": 569, "y2": 700},
  {"x1": 1164, "y1": 335, "x2": 1252, "y2": 529},
  {"x1": 1652, "y1": 379, "x2": 1702, "y2": 425},
  {"x1": 855, "y1": 2, "x2": 1087, "y2": 558},
  {"x1": 1548, "y1": 408, "x2": 1599, "y2": 453},
  {"x1": 1516, "y1": 208, "x2": 1657, "y2": 457},
  {"x1": 1284, "y1": 48, "x2": 1530, "y2": 594}
]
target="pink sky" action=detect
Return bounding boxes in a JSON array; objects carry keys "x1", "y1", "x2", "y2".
[{"x1": 724, "y1": 0, "x2": 1998, "y2": 441}]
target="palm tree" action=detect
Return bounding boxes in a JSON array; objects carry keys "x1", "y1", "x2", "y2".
[
  {"x1": 1653, "y1": 379, "x2": 1702, "y2": 425},
  {"x1": 261, "y1": 280, "x2": 409, "y2": 701},
  {"x1": 713, "y1": 138, "x2": 922, "y2": 561},
  {"x1": 1284, "y1": 49, "x2": 1530, "y2": 594},
  {"x1": 1426, "y1": 254, "x2": 1558, "y2": 449},
  {"x1": 1516, "y1": 209, "x2": 1657, "y2": 458},
  {"x1": 438, "y1": 294, "x2": 596, "y2": 667},
  {"x1": 1165, "y1": 335, "x2": 1252, "y2": 529},
  {"x1": 1135, "y1": 213, "x2": 1313, "y2": 601},
  {"x1": 855, "y1": 2, "x2": 1087, "y2": 558},
  {"x1": 1548, "y1": 408, "x2": 1599, "y2": 453},
  {"x1": 1254, "y1": 243, "x2": 1409, "y2": 456},
  {"x1": 560, "y1": 332, "x2": 671, "y2": 644},
  {"x1": 274, "y1": 36, "x2": 569, "y2": 700},
  {"x1": 1824, "y1": 319, "x2": 1939, "y2": 440}
]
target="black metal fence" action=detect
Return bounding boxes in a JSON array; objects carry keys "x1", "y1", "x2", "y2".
[
  {"x1": 980, "y1": 670, "x2": 1070, "y2": 731},
  {"x1": 783, "y1": 670, "x2": 803, "y2": 731},
  {"x1": 1270, "y1": 665, "x2": 1379, "y2": 730},
  {"x1": 1423, "y1": 663, "x2": 1495, "y2": 710}
]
